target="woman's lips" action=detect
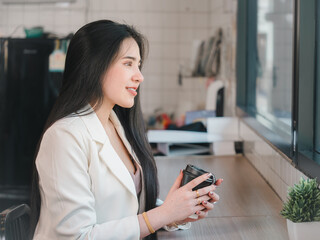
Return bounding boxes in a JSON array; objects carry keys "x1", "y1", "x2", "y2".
[{"x1": 126, "y1": 87, "x2": 137, "y2": 96}]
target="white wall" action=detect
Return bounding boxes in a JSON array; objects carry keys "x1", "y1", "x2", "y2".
[
  {"x1": 240, "y1": 120, "x2": 308, "y2": 202},
  {"x1": 0, "y1": 0, "x2": 238, "y2": 120},
  {"x1": 209, "y1": 0, "x2": 237, "y2": 117}
]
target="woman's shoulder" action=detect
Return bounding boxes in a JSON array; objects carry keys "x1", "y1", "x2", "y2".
[
  {"x1": 43, "y1": 114, "x2": 90, "y2": 145},
  {"x1": 49, "y1": 114, "x2": 86, "y2": 133},
  {"x1": 43, "y1": 109, "x2": 106, "y2": 148}
]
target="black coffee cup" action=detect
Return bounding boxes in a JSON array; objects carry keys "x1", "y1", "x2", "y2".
[{"x1": 180, "y1": 164, "x2": 216, "y2": 191}]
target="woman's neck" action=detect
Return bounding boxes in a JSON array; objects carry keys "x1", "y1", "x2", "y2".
[{"x1": 91, "y1": 101, "x2": 114, "y2": 129}]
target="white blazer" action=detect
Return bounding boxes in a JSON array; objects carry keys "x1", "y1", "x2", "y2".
[{"x1": 33, "y1": 107, "x2": 146, "y2": 240}]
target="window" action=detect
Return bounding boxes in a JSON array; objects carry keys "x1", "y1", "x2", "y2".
[
  {"x1": 237, "y1": 0, "x2": 320, "y2": 180},
  {"x1": 256, "y1": 0, "x2": 293, "y2": 137}
]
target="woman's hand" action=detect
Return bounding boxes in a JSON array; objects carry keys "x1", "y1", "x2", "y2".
[
  {"x1": 159, "y1": 170, "x2": 222, "y2": 225},
  {"x1": 181, "y1": 178, "x2": 223, "y2": 223}
]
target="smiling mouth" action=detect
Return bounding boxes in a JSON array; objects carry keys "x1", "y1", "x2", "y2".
[
  {"x1": 126, "y1": 87, "x2": 137, "y2": 92},
  {"x1": 126, "y1": 87, "x2": 138, "y2": 96}
]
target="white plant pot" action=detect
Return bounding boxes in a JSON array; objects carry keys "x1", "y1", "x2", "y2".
[{"x1": 286, "y1": 219, "x2": 320, "y2": 240}]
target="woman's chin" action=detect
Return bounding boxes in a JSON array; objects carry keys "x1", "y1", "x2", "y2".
[{"x1": 118, "y1": 101, "x2": 135, "y2": 109}]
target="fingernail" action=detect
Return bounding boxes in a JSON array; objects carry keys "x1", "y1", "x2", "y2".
[
  {"x1": 196, "y1": 211, "x2": 201, "y2": 215},
  {"x1": 210, "y1": 191, "x2": 214, "y2": 196},
  {"x1": 203, "y1": 200, "x2": 208, "y2": 205},
  {"x1": 207, "y1": 172, "x2": 212, "y2": 177}
]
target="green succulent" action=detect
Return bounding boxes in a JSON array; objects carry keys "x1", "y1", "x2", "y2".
[{"x1": 280, "y1": 177, "x2": 320, "y2": 223}]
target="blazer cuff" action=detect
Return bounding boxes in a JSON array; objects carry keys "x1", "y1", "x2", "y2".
[{"x1": 163, "y1": 222, "x2": 191, "y2": 231}]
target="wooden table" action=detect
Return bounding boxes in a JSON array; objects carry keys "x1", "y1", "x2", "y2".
[{"x1": 155, "y1": 155, "x2": 289, "y2": 240}]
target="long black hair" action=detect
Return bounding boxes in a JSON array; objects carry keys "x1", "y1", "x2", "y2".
[{"x1": 30, "y1": 20, "x2": 158, "y2": 239}]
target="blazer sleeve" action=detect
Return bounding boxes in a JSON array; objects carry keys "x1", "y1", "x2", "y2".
[{"x1": 35, "y1": 122, "x2": 140, "y2": 240}]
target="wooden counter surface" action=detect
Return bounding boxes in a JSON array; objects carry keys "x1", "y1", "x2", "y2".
[{"x1": 155, "y1": 155, "x2": 289, "y2": 240}]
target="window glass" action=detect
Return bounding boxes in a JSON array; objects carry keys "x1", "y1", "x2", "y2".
[{"x1": 256, "y1": 0, "x2": 294, "y2": 136}]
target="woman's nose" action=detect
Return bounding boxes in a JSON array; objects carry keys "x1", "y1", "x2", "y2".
[{"x1": 132, "y1": 69, "x2": 144, "y2": 83}]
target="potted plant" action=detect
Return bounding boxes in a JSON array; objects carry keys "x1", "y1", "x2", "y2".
[{"x1": 280, "y1": 177, "x2": 320, "y2": 240}]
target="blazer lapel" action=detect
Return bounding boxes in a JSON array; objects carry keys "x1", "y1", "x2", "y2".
[
  {"x1": 99, "y1": 141, "x2": 137, "y2": 198},
  {"x1": 79, "y1": 106, "x2": 137, "y2": 199},
  {"x1": 109, "y1": 111, "x2": 140, "y2": 164},
  {"x1": 109, "y1": 111, "x2": 146, "y2": 212}
]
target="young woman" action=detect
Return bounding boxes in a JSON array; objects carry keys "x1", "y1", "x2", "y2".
[{"x1": 31, "y1": 20, "x2": 222, "y2": 239}]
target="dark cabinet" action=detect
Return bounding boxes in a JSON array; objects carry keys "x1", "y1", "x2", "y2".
[{"x1": 0, "y1": 38, "x2": 63, "y2": 210}]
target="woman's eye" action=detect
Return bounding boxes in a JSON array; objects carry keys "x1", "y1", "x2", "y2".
[{"x1": 124, "y1": 62, "x2": 133, "y2": 66}]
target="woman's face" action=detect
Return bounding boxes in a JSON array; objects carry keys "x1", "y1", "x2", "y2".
[{"x1": 101, "y1": 38, "x2": 144, "y2": 109}]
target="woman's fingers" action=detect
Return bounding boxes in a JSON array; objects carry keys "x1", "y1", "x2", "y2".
[
  {"x1": 195, "y1": 210, "x2": 209, "y2": 219},
  {"x1": 164, "y1": 171, "x2": 221, "y2": 224},
  {"x1": 192, "y1": 182, "x2": 220, "y2": 201},
  {"x1": 173, "y1": 170, "x2": 184, "y2": 188},
  {"x1": 194, "y1": 195, "x2": 211, "y2": 205},
  {"x1": 209, "y1": 191, "x2": 220, "y2": 202},
  {"x1": 177, "y1": 199, "x2": 215, "y2": 224},
  {"x1": 201, "y1": 200, "x2": 214, "y2": 210},
  {"x1": 194, "y1": 184, "x2": 216, "y2": 197},
  {"x1": 168, "y1": 170, "x2": 184, "y2": 194},
  {"x1": 185, "y1": 173, "x2": 212, "y2": 191},
  {"x1": 215, "y1": 178, "x2": 223, "y2": 186},
  {"x1": 191, "y1": 202, "x2": 213, "y2": 221}
]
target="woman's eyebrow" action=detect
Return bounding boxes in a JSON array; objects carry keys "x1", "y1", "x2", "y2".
[{"x1": 122, "y1": 56, "x2": 142, "y2": 64}]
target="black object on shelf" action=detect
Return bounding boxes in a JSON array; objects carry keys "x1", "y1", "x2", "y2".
[{"x1": 216, "y1": 87, "x2": 224, "y2": 117}]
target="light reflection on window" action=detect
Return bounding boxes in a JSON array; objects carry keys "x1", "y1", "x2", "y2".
[{"x1": 256, "y1": 0, "x2": 293, "y2": 135}]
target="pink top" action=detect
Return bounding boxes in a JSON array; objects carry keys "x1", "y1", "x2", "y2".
[{"x1": 129, "y1": 162, "x2": 142, "y2": 196}]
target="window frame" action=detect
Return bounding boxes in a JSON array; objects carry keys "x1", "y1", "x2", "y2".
[
  {"x1": 315, "y1": 0, "x2": 320, "y2": 154},
  {"x1": 236, "y1": 0, "x2": 320, "y2": 181}
]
